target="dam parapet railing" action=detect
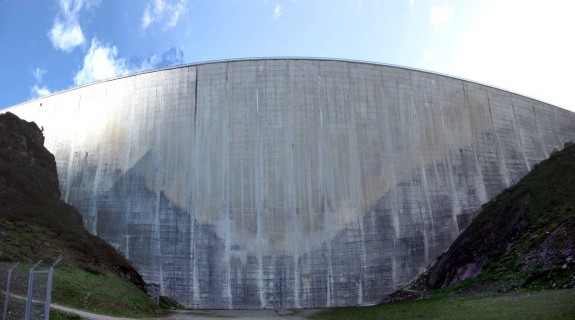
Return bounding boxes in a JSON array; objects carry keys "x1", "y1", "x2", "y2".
[{"x1": 4, "y1": 57, "x2": 570, "y2": 113}]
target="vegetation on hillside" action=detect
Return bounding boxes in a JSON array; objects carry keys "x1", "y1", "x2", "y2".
[
  {"x1": 310, "y1": 288, "x2": 575, "y2": 320},
  {"x1": 0, "y1": 112, "x2": 160, "y2": 317},
  {"x1": 312, "y1": 142, "x2": 575, "y2": 319},
  {"x1": 427, "y1": 142, "x2": 575, "y2": 292}
]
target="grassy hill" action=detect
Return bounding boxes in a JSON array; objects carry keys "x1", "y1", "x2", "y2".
[
  {"x1": 427, "y1": 142, "x2": 575, "y2": 292},
  {"x1": 0, "y1": 112, "x2": 160, "y2": 317},
  {"x1": 311, "y1": 289, "x2": 575, "y2": 320},
  {"x1": 312, "y1": 142, "x2": 575, "y2": 319}
]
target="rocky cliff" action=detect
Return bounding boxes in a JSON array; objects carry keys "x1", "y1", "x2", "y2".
[
  {"x1": 0, "y1": 112, "x2": 145, "y2": 290},
  {"x1": 0, "y1": 111, "x2": 61, "y2": 207}
]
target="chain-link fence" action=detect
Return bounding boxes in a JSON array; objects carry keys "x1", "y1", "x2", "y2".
[
  {"x1": 0, "y1": 265, "x2": 7, "y2": 320},
  {"x1": 1, "y1": 257, "x2": 60, "y2": 320},
  {"x1": 3, "y1": 263, "x2": 27, "y2": 320},
  {"x1": 0, "y1": 265, "x2": 5, "y2": 319}
]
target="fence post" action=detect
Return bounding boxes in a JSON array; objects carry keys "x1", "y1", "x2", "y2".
[
  {"x1": 43, "y1": 256, "x2": 61, "y2": 320},
  {"x1": 24, "y1": 261, "x2": 42, "y2": 320},
  {"x1": 2, "y1": 263, "x2": 20, "y2": 320}
]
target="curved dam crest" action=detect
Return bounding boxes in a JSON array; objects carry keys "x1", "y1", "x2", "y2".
[{"x1": 5, "y1": 59, "x2": 575, "y2": 309}]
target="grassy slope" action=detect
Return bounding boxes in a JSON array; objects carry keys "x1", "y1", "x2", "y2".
[
  {"x1": 428, "y1": 142, "x2": 575, "y2": 292},
  {"x1": 312, "y1": 143, "x2": 575, "y2": 319},
  {"x1": 0, "y1": 208, "x2": 160, "y2": 317},
  {"x1": 52, "y1": 268, "x2": 160, "y2": 317},
  {"x1": 310, "y1": 289, "x2": 575, "y2": 320},
  {"x1": 0, "y1": 225, "x2": 160, "y2": 318},
  {"x1": 0, "y1": 112, "x2": 160, "y2": 317}
]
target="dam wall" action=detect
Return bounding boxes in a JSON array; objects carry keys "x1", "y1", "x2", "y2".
[{"x1": 5, "y1": 59, "x2": 575, "y2": 308}]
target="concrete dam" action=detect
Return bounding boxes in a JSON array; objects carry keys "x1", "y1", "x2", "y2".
[{"x1": 5, "y1": 59, "x2": 575, "y2": 309}]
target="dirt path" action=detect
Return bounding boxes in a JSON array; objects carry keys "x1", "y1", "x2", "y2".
[
  {"x1": 51, "y1": 304, "x2": 134, "y2": 320},
  {"x1": 51, "y1": 304, "x2": 322, "y2": 320}
]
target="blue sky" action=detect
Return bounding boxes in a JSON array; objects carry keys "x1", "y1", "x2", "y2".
[{"x1": 1, "y1": 0, "x2": 574, "y2": 112}]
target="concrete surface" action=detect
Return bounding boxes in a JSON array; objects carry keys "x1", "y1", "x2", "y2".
[{"x1": 5, "y1": 59, "x2": 575, "y2": 309}]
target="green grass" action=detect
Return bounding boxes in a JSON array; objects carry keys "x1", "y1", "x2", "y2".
[
  {"x1": 1, "y1": 223, "x2": 161, "y2": 318},
  {"x1": 0, "y1": 262, "x2": 160, "y2": 318},
  {"x1": 51, "y1": 267, "x2": 161, "y2": 318},
  {"x1": 310, "y1": 289, "x2": 575, "y2": 320},
  {"x1": 50, "y1": 310, "x2": 84, "y2": 320}
]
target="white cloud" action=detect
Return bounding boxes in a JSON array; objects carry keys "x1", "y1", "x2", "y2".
[
  {"x1": 74, "y1": 39, "x2": 185, "y2": 86},
  {"x1": 30, "y1": 68, "x2": 51, "y2": 98},
  {"x1": 430, "y1": 4, "x2": 453, "y2": 26},
  {"x1": 142, "y1": 0, "x2": 188, "y2": 31},
  {"x1": 423, "y1": 50, "x2": 433, "y2": 60},
  {"x1": 409, "y1": 0, "x2": 414, "y2": 9},
  {"x1": 273, "y1": 3, "x2": 283, "y2": 20},
  {"x1": 74, "y1": 38, "x2": 129, "y2": 86},
  {"x1": 49, "y1": 22, "x2": 84, "y2": 52},
  {"x1": 142, "y1": 7, "x2": 153, "y2": 29},
  {"x1": 31, "y1": 85, "x2": 51, "y2": 98},
  {"x1": 48, "y1": 0, "x2": 99, "y2": 52},
  {"x1": 32, "y1": 68, "x2": 47, "y2": 82}
]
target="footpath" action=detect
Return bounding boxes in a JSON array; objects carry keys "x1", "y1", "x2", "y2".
[{"x1": 51, "y1": 304, "x2": 321, "y2": 320}]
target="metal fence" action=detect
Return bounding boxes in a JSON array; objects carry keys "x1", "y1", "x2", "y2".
[{"x1": 1, "y1": 257, "x2": 61, "y2": 320}]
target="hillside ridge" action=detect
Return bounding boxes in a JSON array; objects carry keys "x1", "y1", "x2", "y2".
[
  {"x1": 0, "y1": 111, "x2": 144, "y2": 288},
  {"x1": 389, "y1": 142, "x2": 575, "y2": 301}
]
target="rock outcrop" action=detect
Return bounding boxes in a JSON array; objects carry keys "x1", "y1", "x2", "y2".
[
  {"x1": 0, "y1": 112, "x2": 146, "y2": 290},
  {"x1": 427, "y1": 142, "x2": 575, "y2": 291},
  {"x1": 0, "y1": 112, "x2": 61, "y2": 206}
]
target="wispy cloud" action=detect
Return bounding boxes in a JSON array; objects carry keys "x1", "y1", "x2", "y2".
[
  {"x1": 31, "y1": 85, "x2": 52, "y2": 98},
  {"x1": 32, "y1": 68, "x2": 47, "y2": 82},
  {"x1": 423, "y1": 50, "x2": 433, "y2": 60},
  {"x1": 273, "y1": 3, "x2": 283, "y2": 20},
  {"x1": 74, "y1": 38, "x2": 185, "y2": 86},
  {"x1": 409, "y1": 0, "x2": 414, "y2": 9},
  {"x1": 74, "y1": 38, "x2": 129, "y2": 85},
  {"x1": 142, "y1": 0, "x2": 188, "y2": 31},
  {"x1": 30, "y1": 68, "x2": 51, "y2": 98},
  {"x1": 48, "y1": 0, "x2": 99, "y2": 52},
  {"x1": 430, "y1": 4, "x2": 453, "y2": 26},
  {"x1": 138, "y1": 47, "x2": 185, "y2": 70}
]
